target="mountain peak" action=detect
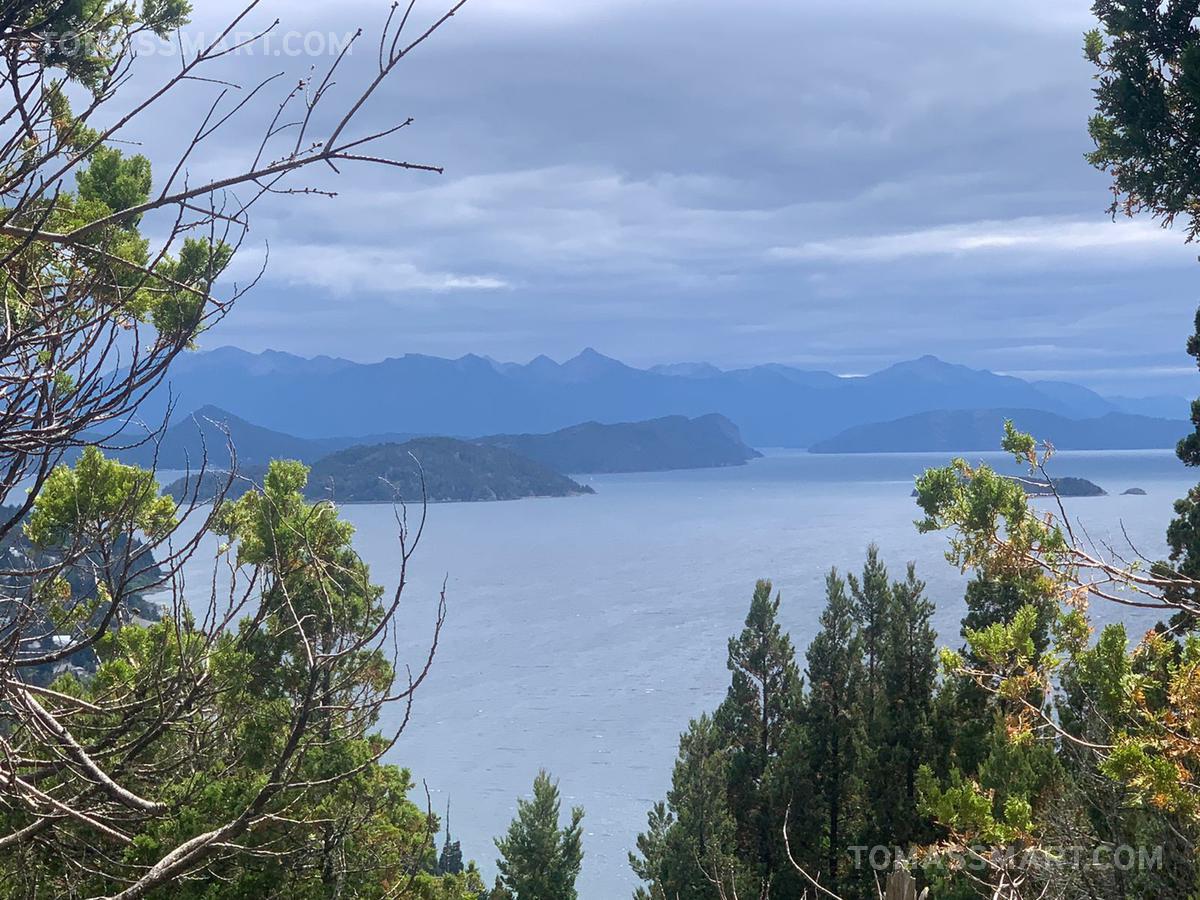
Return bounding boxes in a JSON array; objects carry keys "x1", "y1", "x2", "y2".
[
  {"x1": 190, "y1": 404, "x2": 236, "y2": 419},
  {"x1": 454, "y1": 353, "x2": 499, "y2": 372},
  {"x1": 907, "y1": 354, "x2": 952, "y2": 369},
  {"x1": 560, "y1": 347, "x2": 628, "y2": 377},
  {"x1": 871, "y1": 355, "x2": 968, "y2": 381},
  {"x1": 183, "y1": 405, "x2": 261, "y2": 430},
  {"x1": 570, "y1": 347, "x2": 616, "y2": 363}
]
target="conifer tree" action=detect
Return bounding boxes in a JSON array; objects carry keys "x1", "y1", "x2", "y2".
[
  {"x1": 714, "y1": 579, "x2": 801, "y2": 881},
  {"x1": 803, "y1": 569, "x2": 866, "y2": 895},
  {"x1": 960, "y1": 575, "x2": 1055, "y2": 664},
  {"x1": 438, "y1": 801, "x2": 466, "y2": 876},
  {"x1": 940, "y1": 574, "x2": 1057, "y2": 778},
  {"x1": 629, "y1": 802, "x2": 673, "y2": 900},
  {"x1": 846, "y1": 546, "x2": 894, "y2": 859},
  {"x1": 494, "y1": 771, "x2": 584, "y2": 900},
  {"x1": 848, "y1": 544, "x2": 890, "y2": 708},
  {"x1": 630, "y1": 714, "x2": 749, "y2": 900},
  {"x1": 871, "y1": 564, "x2": 936, "y2": 846}
]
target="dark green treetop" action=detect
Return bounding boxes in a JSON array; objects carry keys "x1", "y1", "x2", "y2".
[
  {"x1": 715, "y1": 579, "x2": 801, "y2": 878},
  {"x1": 494, "y1": 771, "x2": 585, "y2": 900}
]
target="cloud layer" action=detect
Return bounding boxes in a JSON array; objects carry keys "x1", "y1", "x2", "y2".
[{"x1": 124, "y1": 0, "x2": 1200, "y2": 394}]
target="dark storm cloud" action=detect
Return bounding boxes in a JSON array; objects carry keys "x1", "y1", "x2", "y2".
[{"x1": 121, "y1": 0, "x2": 1200, "y2": 393}]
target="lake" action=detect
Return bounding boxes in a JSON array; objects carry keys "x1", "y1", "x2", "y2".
[{"x1": 182, "y1": 449, "x2": 1195, "y2": 898}]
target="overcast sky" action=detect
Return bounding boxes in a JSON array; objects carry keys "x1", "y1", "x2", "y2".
[{"x1": 128, "y1": 0, "x2": 1200, "y2": 394}]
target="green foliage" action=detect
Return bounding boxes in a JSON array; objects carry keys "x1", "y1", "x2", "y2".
[
  {"x1": 914, "y1": 419, "x2": 1200, "y2": 895},
  {"x1": 0, "y1": 2, "x2": 472, "y2": 896},
  {"x1": 848, "y1": 543, "x2": 889, "y2": 704},
  {"x1": 961, "y1": 576, "x2": 1057, "y2": 665},
  {"x1": 629, "y1": 802, "x2": 673, "y2": 900},
  {"x1": 439, "y1": 836, "x2": 465, "y2": 877},
  {"x1": 1164, "y1": 310, "x2": 1200, "y2": 614},
  {"x1": 494, "y1": 771, "x2": 584, "y2": 900},
  {"x1": 1, "y1": 140, "x2": 231, "y2": 343},
  {"x1": 30, "y1": 0, "x2": 192, "y2": 89},
  {"x1": 634, "y1": 554, "x2": 945, "y2": 900},
  {"x1": 714, "y1": 579, "x2": 800, "y2": 879},
  {"x1": 75, "y1": 145, "x2": 152, "y2": 221},
  {"x1": 870, "y1": 563, "x2": 937, "y2": 847},
  {"x1": 2, "y1": 460, "x2": 482, "y2": 899},
  {"x1": 964, "y1": 604, "x2": 1040, "y2": 673},
  {"x1": 1084, "y1": 1, "x2": 1200, "y2": 240},
  {"x1": 914, "y1": 429, "x2": 1068, "y2": 582},
  {"x1": 27, "y1": 446, "x2": 176, "y2": 546},
  {"x1": 918, "y1": 766, "x2": 1013, "y2": 846},
  {"x1": 214, "y1": 460, "x2": 391, "y2": 704},
  {"x1": 152, "y1": 237, "x2": 234, "y2": 340},
  {"x1": 802, "y1": 568, "x2": 868, "y2": 894},
  {"x1": 654, "y1": 714, "x2": 749, "y2": 900},
  {"x1": 0, "y1": 71, "x2": 232, "y2": 340}
]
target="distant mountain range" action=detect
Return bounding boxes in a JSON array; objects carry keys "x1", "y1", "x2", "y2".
[
  {"x1": 127, "y1": 348, "x2": 1187, "y2": 449},
  {"x1": 810, "y1": 408, "x2": 1186, "y2": 453}
]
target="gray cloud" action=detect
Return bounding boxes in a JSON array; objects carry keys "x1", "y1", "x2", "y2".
[{"x1": 119, "y1": 0, "x2": 1200, "y2": 394}]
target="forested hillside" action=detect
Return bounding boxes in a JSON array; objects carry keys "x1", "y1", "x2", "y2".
[
  {"x1": 811, "y1": 408, "x2": 1185, "y2": 453},
  {"x1": 478, "y1": 414, "x2": 760, "y2": 473}
]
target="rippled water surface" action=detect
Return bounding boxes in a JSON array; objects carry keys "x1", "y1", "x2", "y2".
[{"x1": 184, "y1": 449, "x2": 1192, "y2": 898}]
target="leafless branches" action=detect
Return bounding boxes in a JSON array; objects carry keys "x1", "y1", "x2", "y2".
[{"x1": 0, "y1": 1, "x2": 465, "y2": 895}]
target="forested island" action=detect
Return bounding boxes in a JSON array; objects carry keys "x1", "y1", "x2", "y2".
[
  {"x1": 134, "y1": 407, "x2": 758, "y2": 484},
  {"x1": 307, "y1": 438, "x2": 593, "y2": 502},
  {"x1": 477, "y1": 413, "x2": 760, "y2": 472},
  {"x1": 1017, "y1": 475, "x2": 1106, "y2": 497},
  {"x1": 167, "y1": 437, "x2": 593, "y2": 504}
]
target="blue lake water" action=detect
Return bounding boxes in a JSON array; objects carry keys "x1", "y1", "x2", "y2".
[{"x1": 182, "y1": 449, "x2": 1196, "y2": 898}]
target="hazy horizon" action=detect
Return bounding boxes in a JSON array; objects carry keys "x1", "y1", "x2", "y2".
[
  {"x1": 113, "y1": 0, "x2": 1200, "y2": 398},
  {"x1": 181, "y1": 343, "x2": 1191, "y2": 401}
]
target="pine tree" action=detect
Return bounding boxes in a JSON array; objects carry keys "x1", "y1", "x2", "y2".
[
  {"x1": 494, "y1": 771, "x2": 584, "y2": 900},
  {"x1": 629, "y1": 802, "x2": 672, "y2": 900},
  {"x1": 630, "y1": 715, "x2": 748, "y2": 900},
  {"x1": 871, "y1": 563, "x2": 936, "y2": 846},
  {"x1": 848, "y1": 544, "x2": 890, "y2": 709},
  {"x1": 847, "y1": 547, "x2": 895, "y2": 860},
  {"x1": 714, "y1": 579, "x2": 801, "y2": 881},
  {"x1": 438, "y1": 801, "x2": 465, "y2": 876},
  {"x1": 803, "y1": 569, "x2": 866, "y2": 895},
  {"x1": 940, "y1": 574, "x2": 1057, "y2": 777},
  {"x1": 960, "y1": 575, "x2": 1055, "y2": 664}
]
